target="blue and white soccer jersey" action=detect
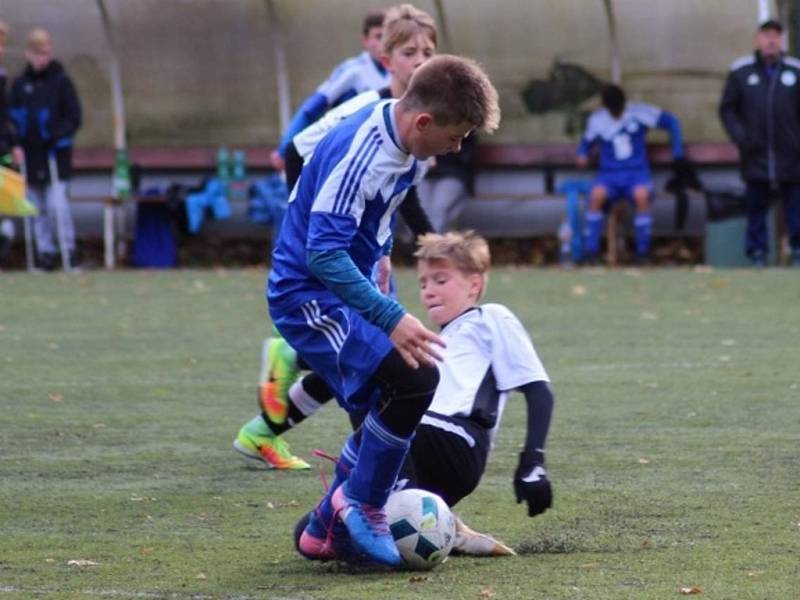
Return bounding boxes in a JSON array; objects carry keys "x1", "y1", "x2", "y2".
[
  {"x1": 277, "y1": 52, "x2": 390, "y2": 156},
  {"x1": 317, "y1": 51, "x2": 389, "y2": 108},
  {"x1": 422, "y1": 304, "x2": 549, "y2": 448},
  {"x1": 268, "y1": 100, "x2": 424, "y2": 409},
  {"x1": 578, "y1": 102, "x2": 668, "y2": 201}
]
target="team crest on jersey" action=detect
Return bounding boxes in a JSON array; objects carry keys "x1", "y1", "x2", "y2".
[
  {"x1": 781, "y1": 71, "x2": 797, "y2": 86},
  {"x1": 747, "y1": 73, "x2": 760, "y2": 86},
  {"x1": 626, "y1": 122, "x2": 639, "y2": 134}
]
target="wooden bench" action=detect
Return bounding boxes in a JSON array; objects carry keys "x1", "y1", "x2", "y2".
[{"x1": 70, "y1": 143, "x2": 741, "y2": 267}]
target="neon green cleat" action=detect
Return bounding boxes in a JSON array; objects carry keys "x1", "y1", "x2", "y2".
[
  {"x1": 233, "y1": 416, "x2": 310, "y2": 470},
  {"x1": 258, "y1": 336, "x2": 301, "y2": 425}
]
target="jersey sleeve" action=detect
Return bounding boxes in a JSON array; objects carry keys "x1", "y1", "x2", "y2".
[
  {"x1": 316, "y1": 59, "x2": 359, "y2": 106},
  {"x1": 485, "y1": 305, "x2": 549, "y2": 390}
]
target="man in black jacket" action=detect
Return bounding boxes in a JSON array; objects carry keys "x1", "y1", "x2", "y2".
[
  {"x1": 719, "y1": 19, "x2": 800, "y2": 266},
  {"x1": 10, "y1": 28, "x2": 82, "y2": 270}
]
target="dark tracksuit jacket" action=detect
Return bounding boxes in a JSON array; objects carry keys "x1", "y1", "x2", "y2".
[{"x1": 9, "y1": 60, "x2": 82, "y2": 185}]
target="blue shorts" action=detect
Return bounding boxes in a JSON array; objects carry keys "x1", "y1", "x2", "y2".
[
  {"x1": 268, "y1": 291, "x2": 393, "y2": 412},
  {"x1": 594, "y1": 170, "x2": 653, "y2": 205}
]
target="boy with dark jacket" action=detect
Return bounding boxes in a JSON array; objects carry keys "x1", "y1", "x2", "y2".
[{"x1": 10, "y1": 28, "x2": 82, "y2": 269}]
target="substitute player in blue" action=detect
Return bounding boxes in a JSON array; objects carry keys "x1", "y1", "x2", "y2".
[
  {"x1": 268, "y1": 55, "x2": 500, "y2": 566},
  {"x1": 270, "y1": 10, "x2": 389, "y2": 171},
  {"x1": 577, "y1": 84, "x2": 687, "y2": 263}
]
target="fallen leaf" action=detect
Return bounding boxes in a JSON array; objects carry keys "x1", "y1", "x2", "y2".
[
  {"x1": 140, "y1": 547, "x2": 154, "y2": 556},
  {"x1": 49, "y1": 393, "x2": 63, "y2": 403},
  {"x1": 67, "y1": 559, "x2": 99, "y2": 567},
  {"x1": 638, "y1": 458, "x2": 650, "y2": 464},
  {"x1": 479, "y1": 588, "x2": 497, "y2": 599},
  {"x1": 45, "y1": 558, "x2": 55, "y2": 564},
  {"x1": 409, "y1": 575, "x2": 429, "y2": 582},
  {"x1": 710, "y1": 278, "x2": 729, "y2": 289},
  {"x1": 266, "y1": 501, "x2": 275, "y2": 509},
  {"x1": 571, "y1": 284, "x2": 586, "y2": 296},
  {"x1": 196, "y1": 572, "x2": 207, "y2": 580},
  {"x1": 679, "y1": 586, "x2": 702, "y2": 595},
  {"x1": 640, "y1": 539, "x2": 651, "y2": 549}
]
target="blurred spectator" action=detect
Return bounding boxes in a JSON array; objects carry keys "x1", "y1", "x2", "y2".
[
  {"x1": 719, "y1": 19, "x2": 800, "y2": 267},
  {"x1": 576, "y1": 84, "x2": 687, "y2": 264},
  {"x1": 270, "y1": 10, "x2": 389, "y2": 171},
  {"x1": 9, "y1": 28, "x2": 82, "y2": 270}
]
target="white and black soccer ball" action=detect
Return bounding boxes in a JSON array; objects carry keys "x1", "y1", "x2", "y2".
[{"x1": 385, "y1": 488, "x2": 456, "y2": 570}]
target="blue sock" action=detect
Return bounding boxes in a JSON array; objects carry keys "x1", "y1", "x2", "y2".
[
  {"x1": 634, "y1": 212, "x2": 653, "y2": 257},
  {"x1": 345, "y1": 411, "x2": 411, "y2": 507},
  {"x1": 315, "y1": 434, "x2": 358, "y2": 525},
  {"x1": 584, "y1": 210, "x2": 604, "y2": 256}
]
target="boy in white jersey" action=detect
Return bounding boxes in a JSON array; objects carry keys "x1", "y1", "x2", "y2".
[
  {"x1": 291, "y1": 231, "x2": 554, "y2": 559},
  {"x1": 407, "y1": 232, "x2": 554, "y2": 529},
  {"x1": 270, "y1": 56, "x2": 500, "y2": 567}
]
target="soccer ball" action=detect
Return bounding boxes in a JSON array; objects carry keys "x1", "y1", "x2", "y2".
[{"x1": 385, "y1": 488, "x2": 456, "y2": 570}]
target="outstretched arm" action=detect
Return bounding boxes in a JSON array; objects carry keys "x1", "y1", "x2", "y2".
[{"x1": 513, "y1": 380, "x2": 555, "y2": 517}]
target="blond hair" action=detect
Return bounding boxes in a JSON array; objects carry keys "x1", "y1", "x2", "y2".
[
  {"x1": 382, "y1": 4, "x2": 437, "y2": 55},
  {"x1": 27, "y1": 28, "x2": 52, "y2": 52},
  {"x1": 399, "y1": 54, "x2": 500, "y2": 133},
  {"x1": 415, "y1": 230, "x2": 490, "y2": 274}
]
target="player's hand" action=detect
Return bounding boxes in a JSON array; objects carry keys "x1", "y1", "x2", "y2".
[
  {"x1": 270, "y1": 149, "x2": 285, "y2": 172},
  {"x1": 376, "y1": 255, "x2": 391, "y2": 295},
  {"x1": 389, "y1": 313, "x2": 445, "y2": 369},
  {"x1": 576, "y1": 155, "x2": 589, "y2": 169},
  {"x1": 513, "y1": 450, "x2": 552, "y2": 517}
]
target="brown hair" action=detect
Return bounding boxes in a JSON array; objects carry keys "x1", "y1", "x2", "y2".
[
  {"x1": 362, "y1": 10, "x2": 385, "y2": 35},
  {"x1": 382, "y1": 4, "x2": 437, "y2": 55},
  {"x1": 0, "y1": 21, "x2": 9, "y2": 46},
  {"x1": 399, "y1": 54, "x2": 500, "y2": 133},
  {"x1": 415, "y1": 230, "x2": 491, "y2": 275}
]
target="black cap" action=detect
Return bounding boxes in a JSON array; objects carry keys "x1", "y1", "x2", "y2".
[{"x1": 759, "y1": 19, "x2": 783, "y2": 33}]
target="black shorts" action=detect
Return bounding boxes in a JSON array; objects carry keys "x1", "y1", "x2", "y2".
[{"x1": 400, "y1": 412, "x2": 490, "y2": 508}]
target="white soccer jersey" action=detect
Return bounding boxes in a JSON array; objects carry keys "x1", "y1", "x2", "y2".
[
  {"x1": 422, "y1": 303, "x2": 549, "y2": 444},
  {"x1": 294, "y1": 90, "x2": 382, "y2": 160}
]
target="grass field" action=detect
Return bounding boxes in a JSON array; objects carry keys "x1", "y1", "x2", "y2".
[{"x1": 1, "y1": 267, "x2": 799, "y2": 600}]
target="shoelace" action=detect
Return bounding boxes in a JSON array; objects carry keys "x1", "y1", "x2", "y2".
[{"x1": 357, "y1": 503, "x2": 390, "y2": 537}]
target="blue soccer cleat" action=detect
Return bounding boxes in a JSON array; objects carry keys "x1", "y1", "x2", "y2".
[{"x1": 331, "y1": 485, "x2": 401, "y2": 567}]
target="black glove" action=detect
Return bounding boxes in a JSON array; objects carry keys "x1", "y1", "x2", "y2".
[
  {"x1": 670, "y1": 157, "x2": 702, "y2": 191},
  {"x1": 513, "y1": 450, "x2": 552, "y2": 517}
]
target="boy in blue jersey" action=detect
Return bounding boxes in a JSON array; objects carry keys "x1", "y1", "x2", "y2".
[
  {"x1": 577, "y1": 85, "x2": 686, "y2": 262},
  {"x1": 270, "y1": 11, "x2": 389, "y2": 171},
  {"x1": 269, "y1": 54, "x2": 500, "y2": 566}
]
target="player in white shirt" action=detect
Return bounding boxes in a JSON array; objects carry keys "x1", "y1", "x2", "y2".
[{"x1": 287, "y1": 231, "x2": 554, "y2": 557}]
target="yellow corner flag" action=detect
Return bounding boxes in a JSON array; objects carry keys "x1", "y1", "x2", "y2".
[{"x1": 0, "y1": 165, "x2": 38, "y2": 217}]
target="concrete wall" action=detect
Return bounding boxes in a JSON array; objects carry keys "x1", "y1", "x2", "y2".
[{"x1": 0, "y1": 0, "x2": 777, "y2": 148}]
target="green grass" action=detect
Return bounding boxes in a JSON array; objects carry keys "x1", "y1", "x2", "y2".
[{"x1": 1, "y1": 267, "x2": 799, "y2": 600}]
